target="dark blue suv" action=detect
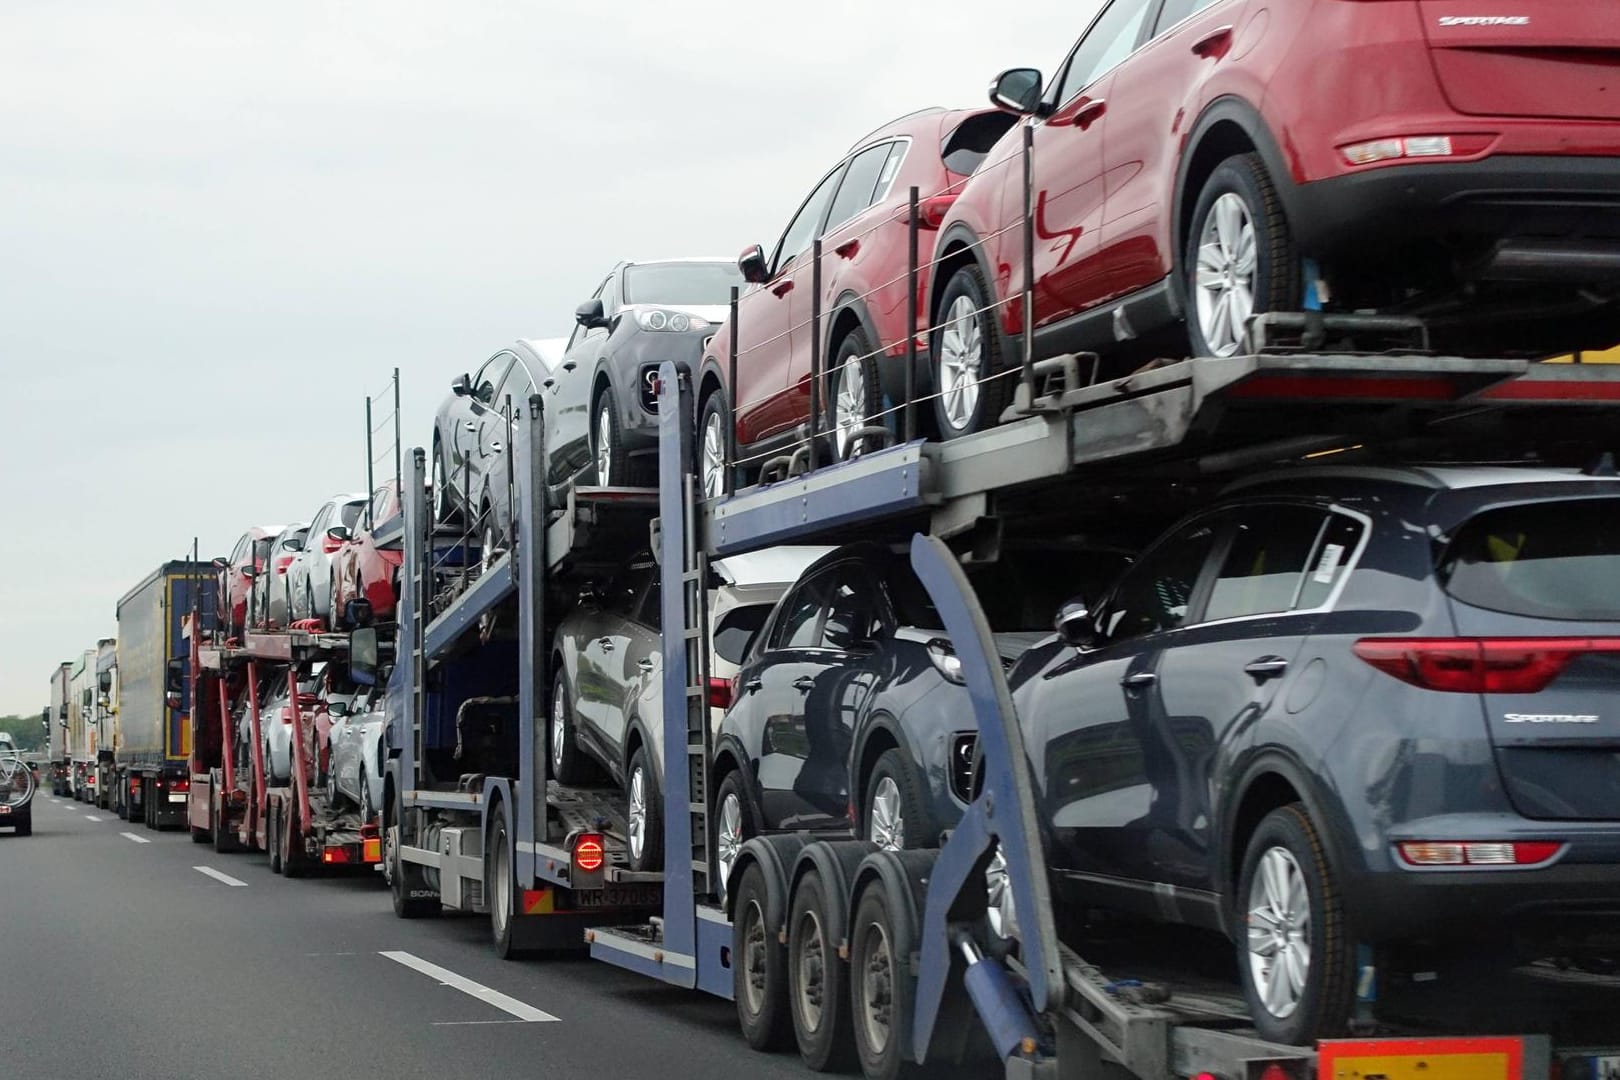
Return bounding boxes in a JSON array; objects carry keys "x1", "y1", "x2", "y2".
[{"x1": 1009, "y1": 465, "x2": 1620, "y2": 1046}]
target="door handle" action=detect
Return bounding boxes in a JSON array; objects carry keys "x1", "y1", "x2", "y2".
[
  {"x1": 1244, "y1": 656, "x2": 1289, "y2": 682},
  {"x1": 792, "y1": 676, "x2": 816, "y2": 692},
  {"x1": 489, "y1": 442, "x2": 503, "y2": 453},
  {"x1": 771, "y1": 279, "x2": 795, "y2": 298},
  {"x1": 1120, "y1": 671, "x2": 1157, "y2": 689},
  {"x1": 464, "y1": 421, "x2": 477, "y2": 430},
  {"x1": 744, "y1": 677, "x2": 762, "y2": 694},
  {"x1": 598, "y1": 637, "x2": 615, "y2": 652},
  {"x1": 1074, "y1": 98, "x2": 1106, "y2": 130},
  {"x1": 1191, "y1": 25, "x2": 1234, "y2": 59},
  {"x1": 835, "y1": 238, "x2": 860, "y2": 259},
  {"x1": 637, "y1": 658, "x2": 654, "y2": 672}
]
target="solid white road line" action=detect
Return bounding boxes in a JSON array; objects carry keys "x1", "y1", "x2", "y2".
[
  {"x1": 120, "y1": 832, "x2": 151, "y2": 844},
  {"x1": 379, "y1": 951, "x2": 560, "y2": 1022},
  {"x1": 84, "y1": 814, "x2": 105, "y2": 822},
  {"x1": 193, "y1": 865, "x2": 249, "y2": 887}
]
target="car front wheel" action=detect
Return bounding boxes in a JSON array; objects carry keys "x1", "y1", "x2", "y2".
[
  {"x1": 828, "y1": 328, "x2": 884, "y2": 462},
  {"x1": 625, "y1": 747, "x2": 663, "y2": 874},
  {"x1": 1236, "y1": 803, "x2": 1354, "y2": 1045},
  {"x1": 1185, "y1": 152, "x2": 1297, "y2": 358},
  {"x1": 698, "y1": 390, "x2": 731, "y2": 498}
]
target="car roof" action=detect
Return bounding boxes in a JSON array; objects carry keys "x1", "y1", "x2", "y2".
[
  {"x1": 1224, "y1": 463, "x2": 1620, "y2": 496},
  {"x1": 713, "y1": 545, "x2": 838, "y2": 587}
]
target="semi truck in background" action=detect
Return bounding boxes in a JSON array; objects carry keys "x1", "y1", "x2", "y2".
[
  {"x1": 67, "y1": 648, "x2": 98, "y2": 801},
  {"x1": 47, "y1": 661, "x2": 72, "y2": 795},
  {"x1": 93, "y1": 638, "x2": 118, "y2": 810},
  {"x1": 113, "y1": 562, "x2": 211, "y2": 828}
]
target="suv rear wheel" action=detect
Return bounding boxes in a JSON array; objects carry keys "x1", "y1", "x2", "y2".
[
  {"x1": 931, "y1": 262, "x2": 1010, "y2": 440},
  {"x1": 1185, "y1": 152, "x2": 1297, "y2": 358},
  {"x1": 1235, "y1": 803, "x2": 1353, "y2": 1045}
]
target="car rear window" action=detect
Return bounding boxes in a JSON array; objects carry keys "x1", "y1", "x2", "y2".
[
  {"x1": 1439, "y1": 498, "x2": 1620, "y2": 621},
  {"x1": 623, "y1": 262, "x2": 742, "y2": 307},
  {"x1": 715, "y1": 604, "x2": 771, "y2": 665},
  {"x1": 940, "y1": 111, "x2": 1018, "y2": 176}
]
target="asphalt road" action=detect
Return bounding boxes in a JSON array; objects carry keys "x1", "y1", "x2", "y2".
[{"x1": 0, "y1": 796, "x2": 809, "y2": 1080}]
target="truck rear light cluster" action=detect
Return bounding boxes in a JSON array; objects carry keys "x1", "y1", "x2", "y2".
[
  {"x1": 573, "y1": 833, "x2": 605, "y2": 874},
  {"x1": 1352, "y1": 637, "x2": 1620, "y2": 694},
  {"x1": 1397, "y1": 840, "x2": 1564, "y2": 867}
]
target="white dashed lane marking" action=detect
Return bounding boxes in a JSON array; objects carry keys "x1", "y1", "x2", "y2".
[
  {"x1": 193, "y1": 866, "x2": 248, "y2": 887},
  {"x1": 120, "y1": 832, "x2": 151, "y2": 844},
  {"x1": 379, "y1": 951, "x2": 559, "y2": 1022}
]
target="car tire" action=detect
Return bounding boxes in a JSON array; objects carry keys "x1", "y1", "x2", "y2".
[
  {"x1": 1235, "y1": 803, "x2": 1354, "y2": 1046},
  {"x1": 788, "y1": 869, "x2": 858, "y2": 1071},
  {"x1": 431, "y1": 432, "x2": 457, "y2": 525},
  {"x1": 863, "y1": 749, "x2": 935, "y2": 852},
  {"x1": 697, "y1": 388, "x2": 732, "y2": 499},
  {"x1": 712, "y1": 770, "x2": 759, "y2": 905},
  {"x1": 828, "y1": 327, "x2": 885, "y2": 462},
  {"x1": 329, "y1": 569, "x2": 344, "y2": 630},
  {"x1": 592, "y1": 385, "x2": 629, "y2": 486},
  {"x1": 359, "y1": 766, "x2": 375, "y2": 823},
  {"x1": 625, "y1": 746, "x2": 663, "y2": 874},
  {"x1": 931, "y1": 261, "x2": 1011, "y2": 440},
  {"x1": 549, "y1": 669, "x2": 589, "y2": 786},
  {"x1": 1184, "y1": 152, "x2": 1298, "y2": 359},
  {"x1": 733, "y1": 860, "x2": 791, "y2": 1051}
]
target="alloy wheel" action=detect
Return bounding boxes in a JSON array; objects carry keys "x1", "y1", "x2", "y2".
[
  {"x1": 550, "y1": 681, "x2": 567, "y2": 774},
  {"x1": 834, "y1": 357, "x2": 866, "y2": 461},
  {"x1": 595, "y1": 402, "x2": 614, "y2": 484},
  {"x1": 937, "y1": 294, "x2": 982, "y2": 431},
  {"x1": 1194, "y1": 192, "x2": 1258, "y2": 357},
  {"x1": 867, "y1": 777, "x2": 905, "y2": 851},
  {"x1": 715, "y1": 790, "x2": 743, "y2": 901},
  {"x1": 1246, "y1": 845, "x2": 1311, "y2": 1020},
  {"x1": 985, "y1": 844, "x2": 1019, "y2": 941},
  {"x1": 701, "y1": 409, "x2": 725, "y2": 499},
  {"x1": 627, "y1": 764, "x2": 647, "y2": 863}
]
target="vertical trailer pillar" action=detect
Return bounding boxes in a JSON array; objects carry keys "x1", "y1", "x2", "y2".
[{"x1": 514, "y1": 392, "x2": 547, "y2": 885}]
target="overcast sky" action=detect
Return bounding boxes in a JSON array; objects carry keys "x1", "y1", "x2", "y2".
[{"x1": 0, "y1": 1, "x2": 1091, "y2": 715}]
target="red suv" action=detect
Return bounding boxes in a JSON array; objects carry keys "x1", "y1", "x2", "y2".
[
  {"x1": 332, "y1": 482, "x2": 404, "y2": 627},
  {"x1": 929, "y1": 0, "x2": 1620, "y2": 438},
  {"x1": 697, "y1": 106, "x2": 1017, "y2": 494}
]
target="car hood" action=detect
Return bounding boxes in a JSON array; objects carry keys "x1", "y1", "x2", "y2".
[{"x1": 713, "y1": 546, "x2": 838, "y2": 588}]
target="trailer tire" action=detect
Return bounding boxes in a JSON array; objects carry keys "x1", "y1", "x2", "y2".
[
  {"x1": 268, "y1": 801, "x2": 283, "y2": 874},
  {"x1": 283, "y1": 797, "x2": 307, "y2": 879},
  {"x1": 388, "y1": 785, "x2": 437, "y2": 918},
  {"x1": 788, "y1": 869, "x2": 857, "y2": 1072},
  {"x1": 213, "y1": 790, "x2": 237, "y2": 853},
  {"x1": 733, "y1": 861, "x2": 791, "y2": 1051},
  {"x1": 14, "y1": 813, "x2": 30, "y2": 836},
  {"x1": 489, "y1": 800, "x2": 519, "y2": 960},
  {"x1": 849, "y1": 878, "x2": 941, "y2": 1080}
]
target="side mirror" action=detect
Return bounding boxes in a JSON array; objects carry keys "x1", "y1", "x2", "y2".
[
  {"x1": 326, "y1": 700, "x2": 350, "y2": 719},
  {"x1": 211, "y1": 556, "x2": 229, "y2": 570},
  {"x1": 451, "y1": 373, "x2": 473, "y2": 397},
  {"x1": 350, "y1": 627, "x2": 379, "y2": 687},
  {"x1": 327, "y1": 525, "x2": 352, "y2": 543},
  {"x1": 98, "y1": 671, "x2": 113, "y2": 693},
  {"x1": 575, "y1": 298, "x2": 606, "y2": 329},
  {"x1": 240, "y1": 566, "x2": 256, "y2": 580},
  {"x1": 164, "y1": 658, "x2": 184, "y2": 694},
  {"x1": 989, "y1": 67, "x2": 1044, "y2": 115},
  {"x1": 737, "y1": 244, "x2": 769, "y2": 285},
  {"x1": 281, "y1": 537, "x2": 304, "y2": 552},
  {"x1": 578, "y1": 580, "x2": 601, "y2": 607},
  {"x1": 1055, "y1": 599, "x2": 1095, "y2": 647}
]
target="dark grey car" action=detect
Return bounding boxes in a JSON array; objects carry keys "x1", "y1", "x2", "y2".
[
  {"x1": 546, "y1": 259, "x2": 741, "y2": 492},
  {"x1": 1009, "y1": 465, "x2": 1620, "y2": 1045}
]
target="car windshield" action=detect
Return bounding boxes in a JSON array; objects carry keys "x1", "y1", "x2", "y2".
[
  {"x1": 622, "y1": 262, "x2": 741, "y2": 307},
  {"x1": 340, "y1": 501, "x2": 365, "y2": 529},
  {"x1": 1439, "y1": 497, "x2": 1620, "y2": 621}
]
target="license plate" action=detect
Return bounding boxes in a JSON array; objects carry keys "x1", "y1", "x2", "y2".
[
  {"x1": 168, "y1": 792, "x2": 187, "y2": 803},
  {"x1": 570, "y1": 884, "x2": 661, "y2": 910},
  {"x1": 1587, "y1": 1055, "x2": 1620, "y2": 1078}
]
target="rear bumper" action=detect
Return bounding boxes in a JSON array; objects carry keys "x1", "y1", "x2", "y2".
[{"x1": 1287, "y1": 155, "x2": 1620, "y2": 273}]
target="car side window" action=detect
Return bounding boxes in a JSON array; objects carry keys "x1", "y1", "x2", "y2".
[
  {"x1": 1153, "y1": 0, "x2": 1227, "y2": 37},
  {"x1": 1203, "y1": 506, "x2": 1327, "y2": 622},
  {"x1": 1053, "y1": 0, "x2": 1153, "y2": 104},
  {"x1": 308, "y1": 505, "x2": 330, "y2": 537},
  {"x1": 770, "y1": 578, "x2": 826, "y2": 651},
  {"x1": 473, "y1": 354, "x2": 514, "y2": 404},
  {"x1": 772, "y1": 166, "x2": 845, "y2": 275},
  {"x1": 370, "y1": 487, "x2": 392, "y2": 526},
  {"x1": 1295, "y1": 512, "x2": 1367, "y2": 610},
  {"x1": 494, "y1": 360, "x2": 532, "y2": 412},
  {"x1": 231, "y1": 535, "x2": 251, "y2": 564},
  {"x1": 1098, "y1": 518, "x2": 1220, "y2": 643},
  {"x1": 824, "y1": 142, "x2": 897, "y2": 234},
  {"x1": 818, "y1": 564, "x2": 888, "y2": 650},
  {"x1": 635, "y1": 572, "x2": 662, "y2": 629}
]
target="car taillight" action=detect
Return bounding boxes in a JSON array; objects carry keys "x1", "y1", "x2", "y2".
[
  {"x1": 275, "y1": 555, "x2": 295, "y2": 575},
  {"x1": 323, "y1": 535, "x2": 344, "y2": 554},
  {"x1": 172, "y1": 778, "x2": 190, "y2": 793},
  {"x1": 1352, "y1": 637, "x2": 1620, "y2": 694},
  {"x1": 706, "y1": 677, "x2": 732, "y2": 710},
  {"x1": 1397, "y1": 841, "x2": 1564, "y2": 867},
  {"x1": 1339, "y1": 134, "x2": 1494, "y2": 166},
  {"x1": 280, "y1": 707, "x2": 294, "y2": 724}
]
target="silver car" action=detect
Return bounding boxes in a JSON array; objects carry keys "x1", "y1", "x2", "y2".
[
  {"x1": 549, "y1": 546, "x2": 832, "y2": 871},
  {"x1": 287, "y1": 493, "x2": 368, "y2": 626},
  {"x1": 326, "y1": 687, "x2": 386, "y2": 820},
  {"x1": 254, "y1": 522, "x2": 309, "y2": 630},
  {"x1": 262, "y1": 667, "x2": 322, "y2": 786}
]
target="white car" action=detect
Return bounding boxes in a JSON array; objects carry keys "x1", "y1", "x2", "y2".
[
  {"x1": 287, "y1": 493, "x2": 369, "y2": 626},
  {"x1": 326, "y1": 688, "x2": 385, "y2": 820},
  {"x1": 261, "y1": 667, "x2": 323, "y2": 786}
]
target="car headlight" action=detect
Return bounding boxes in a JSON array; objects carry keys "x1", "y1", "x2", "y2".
[{"x1": 637, "y1": 309, "x2": 711, "y2": 333}]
